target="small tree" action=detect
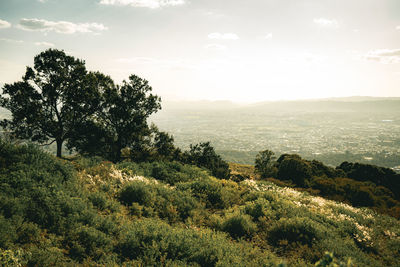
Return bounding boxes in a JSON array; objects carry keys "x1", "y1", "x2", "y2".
[
  {"x1": 254, "y1": 149, "x2": 277, "y2": 178},
  {"x1": 0, "y1": 49, "x2": 100, "y2": 157},
  {"x1": 153, "y1": 127, "x2": 176, "y2": 160},
  {"x1": 186, "y1": 142, "x2": 230, "y2": 179}
]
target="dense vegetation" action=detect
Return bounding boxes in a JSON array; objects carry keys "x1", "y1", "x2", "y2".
[
  {"x1": 255, "y1": 152, "x2": 400, "y2": 219},
  {"x1": 1, "y1": 141, "x2": 399, "y2": 266}
]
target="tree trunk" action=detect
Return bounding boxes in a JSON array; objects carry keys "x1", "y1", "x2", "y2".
[{"x1": 56, "y1": 139, "x2": 63, "y2": 158}]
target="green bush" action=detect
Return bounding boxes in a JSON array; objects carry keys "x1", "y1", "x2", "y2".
[
  {"x1": 118, "y1": 218, "x2": 278, "y2": 266},
  {"x1": 119, "y1": 180, "x2": 200, "y2": 221},
  {"x1": 268, "y1": 217, "x2": 325, "y2": 247},
  {"x1": 69, "y1": 225, "x2": 113, "y2": 262},
  {"x1": 119, "y1": 181, "x2": 155, "y2": 206},
  {"x1": 221, "y1": 214, "x2": 257, "y2": 239},
  {"x1": 277, "y1": 154, "x2": 312, "y2": 186},
  {"x1": 117, "y1": 161, "x2": 208, "y2": 185}
]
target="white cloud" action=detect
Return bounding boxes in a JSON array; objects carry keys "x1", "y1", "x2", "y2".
[
  {"x1": 99, "y1": 0, "x2": 185, "y2": 8},
  {"x1": 313, "y1": 18, "x2": 339, "y2": 28},
  {"x1": 0, "y1": 19, "x2": 11, "y2": 29},
  {"x1": 17, "y1": 18, "x2": 108, "y2": 34},
  {"x1": 35, "y1": 41, "x2": 55, "y2": 47},
  {"x1": 0, "y1": 38, "x2": 23, "y2": 43},
  {"x1": 207, "y1": 32, "x2": 239, "y2": 40},
  {"x1": 204, "y1": 44, "x2": 227, "y2": 50},
  {"x1": 264, "y1": 33, "x2": 273, "y2": 40},
  {"x1": 365, "y1": 49, "x2": 400, "y2": 64}
]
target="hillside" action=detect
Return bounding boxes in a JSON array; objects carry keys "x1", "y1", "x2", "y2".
[{"x1": 0, "y1": 141, "x2": 399, "y2": 266}]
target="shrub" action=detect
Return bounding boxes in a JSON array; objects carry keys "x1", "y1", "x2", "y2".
[
  {"x1": 268, "y1": 217, "x2": 325, "y2": 247},
  {"x1": 119, "y1": 180, "x2": 200, "y2": 222},
  {"x1": 221, "y1": 214, "x2": 257, "y2": 239},
  {"x1": 117, "y1": 218, "x2": 278, "y2": 266},
  {"x1": 118, "y1": 181, "x2": 155, "y2": 206},
  {"x1": 277, "y1": 154, "x2": 312, "y2": 186},
  {"x1": 185, "y1": 142, "x2": 230, "y2": 179}
]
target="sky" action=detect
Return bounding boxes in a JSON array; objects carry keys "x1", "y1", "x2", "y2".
[{"x1": 0, "y1": 0, "x2": 400, "y2": 103}]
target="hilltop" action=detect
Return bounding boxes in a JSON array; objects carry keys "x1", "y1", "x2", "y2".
[{"x1": 0, "y1": 141, "x2": 399, "y2": 266}]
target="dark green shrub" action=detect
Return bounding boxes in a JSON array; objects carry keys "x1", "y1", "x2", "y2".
[
  {"x1": 89, "y1": 192, "x2": 109, "y2": 211},
  {"x1": 27, "y1": 246, "x2": 71, "y2": 267},
  {"x1": 118, "y1": 181, "x2": 155, "y2": 206},
  {"x1": 179, "y1": 179, "x2": 224, "y2": 209},
  {"x1": 277, "y1": 154, "x2": 312, "y2": 186},
  {"x1": 119, "y1": 180, "x2": 200, "y2": 221},
  {"x1": 69, "y1": 225, "x2": 113, "y2": 261},
  {"x1": 185, "y1": 142, "x2": 230, "y2": 179},
  {"x1": 268, "y1": 218, "x2": 325, "y2": 247},
  {"x1": 0, "y1": 216, "x2": 17, "y2": 248},
  {"x1": 244, "y1": 198, "x2": 270, "y2": 220},
  {"x1": 221, "y1": 214, "x2": 257, "y2": 239},
  {"x1": 17, "y1": 222, "x2": 41, "y2": 244}
]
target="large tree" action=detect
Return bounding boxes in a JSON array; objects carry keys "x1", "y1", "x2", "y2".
[
  {"x1": 0, "y1": 49, "x2": 100, "y2": 157},
  {"x1": 68, "y1": 74, "x2": 161, "y2": 162}
]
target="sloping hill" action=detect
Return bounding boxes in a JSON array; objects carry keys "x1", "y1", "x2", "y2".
[{"x1": 0, "y1": 141, "x2": 399, "y2": 266}]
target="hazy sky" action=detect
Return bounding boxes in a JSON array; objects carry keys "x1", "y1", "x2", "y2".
[{"x1": 1, "y1": 0, "x2": 400, "y2": 102}]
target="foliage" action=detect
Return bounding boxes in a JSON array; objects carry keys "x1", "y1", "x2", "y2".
[
  {"x1": 221, "y1": 213, "x2": 257, "y2": 239},
  {"x1": 255, "y1": 149, "x2": 278, "y2": 178},
  {"x1": 117, "y1": 218, "x2": 278, "y2": 266},
  {"x1": 267, "y1": 217, "x2": 325, "y2": 247},
  {"x1": 185, "y1": 141, "x2": 230, "y2": 179},
  {"x1": 337, "y1": 161, "x2": 400, "y2": 199},
  {"x1": 0, "y1": 49, "x2": 101, "y2": 157},
  {"x1": 315, "y1": 252, "x2": 353, "y2": 267},
  {"x1": 277, "y1": 154, "x2": 313, "y2": 186},
  {"x1": 1, "y1": 140, "x2": 400, "y2": 266},
  {"x1": 117, "y1": 160, "x2": 209, "y2": 185},
  {"x1": 68, "y1": 74, "x2": 161, "y2": 162},
  {"x1": 264, "y1": 152, "x2": 400, "y2": 218}
]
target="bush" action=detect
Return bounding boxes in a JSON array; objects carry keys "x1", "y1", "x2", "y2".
[
  {"x1": 117, "y1": 161, "x2": 208, "y2": 185},
  {"x1": 277, "y1": 154, "x2": 312, "y2": 186},
  {"x1": 267, "y1": 217, "x2": 325, "y2": 247},
  {"x1": 117, "y1": 218, "x2": 278, "y2": 266},
  {"x1": 221, "y1": 214, "x2": 257, "y2": 239},
  {"x1": 119, "y1": 181, "x2": 155, "y2": 206},
  {"x1": 177, "y1": 178, "x2": 244, "y2": 209},
  {"x1": 185, "y1": 142, "x2": 230, "y2": 179},
  {"x1": 119, "y1": 180, "x2": 200, "y2": 222}
]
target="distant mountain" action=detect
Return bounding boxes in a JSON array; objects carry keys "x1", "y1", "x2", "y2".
[
  {"x1": 162, "y1": 100, "x2": 241, "y2": 111},
  {"x1": 162, "y1": 97, "x2": 400, "y2": 113}
]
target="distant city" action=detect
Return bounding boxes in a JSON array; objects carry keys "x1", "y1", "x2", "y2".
[{"x1": 152, "y1": 98, "x2": 400, "y2": 170}]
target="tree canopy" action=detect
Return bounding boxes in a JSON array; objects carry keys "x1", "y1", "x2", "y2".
[
  {"x1": 68, "y1": 74, "x2": 161, "y2": 161},
  {"x1": 254, "y1": 149, "x2": 277, "y2": 178},
  {"x1": 0, "y1": 49, "x2": 100, "y2": 157}
]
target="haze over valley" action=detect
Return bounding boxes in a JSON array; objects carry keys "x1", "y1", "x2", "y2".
[{"x1": 153, "y1": 97, "x2": 400, "y2": 169}]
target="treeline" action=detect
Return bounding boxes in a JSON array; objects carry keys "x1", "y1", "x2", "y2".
[
  {"x1": 0, "y1": 49, "x2": 230, "y2": 179},
  {"x1": 254, "y1": 150, "x2": 400, "y2": 218}
]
